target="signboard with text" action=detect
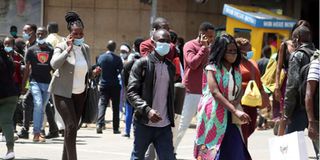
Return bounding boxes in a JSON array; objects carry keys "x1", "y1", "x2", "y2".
[{"x1": 223, "y1": 4, "x2": 296, "y2": 29}]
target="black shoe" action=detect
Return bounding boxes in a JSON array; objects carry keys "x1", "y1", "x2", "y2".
[
  {"x1": 40, "y1": 129, "x2": 46, "y2": 136},
  {"x1": 45, "y1": 132, "x2": 59, "y2": 139},
  {"x1": 96, "y1": 127, "x2": 103, "y2": 134},
  {"x1": 17, "y1": 129, "x2": 29, "y2": 139},
  {"x1": 113, "y1": 130, "x2": 121, "y2": 134},
  {"x1": 122, "y1": 133, "x2": 130, "y2": 138}
]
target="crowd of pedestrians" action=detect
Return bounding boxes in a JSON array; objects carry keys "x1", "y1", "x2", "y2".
[{"x1": 0, "y1": 10, "x2": 319, "y2": 160}]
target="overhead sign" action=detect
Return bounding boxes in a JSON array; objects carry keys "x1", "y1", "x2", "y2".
[{"x1": 222, "y1": 4, "x2": 296, "y2": 29}]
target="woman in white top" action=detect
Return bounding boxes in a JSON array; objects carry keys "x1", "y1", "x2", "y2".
[{"x1": 49, "y1": 11, "x2": 100, "y2": 160}]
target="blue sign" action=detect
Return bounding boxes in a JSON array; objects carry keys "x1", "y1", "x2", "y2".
[{"x1": 222, "y1": 4, "x2": 296, "y2": 29}]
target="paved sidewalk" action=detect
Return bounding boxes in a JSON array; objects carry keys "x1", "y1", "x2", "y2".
[{"x1": 0, "y1": 113, "x2": 316, "y2": 160}]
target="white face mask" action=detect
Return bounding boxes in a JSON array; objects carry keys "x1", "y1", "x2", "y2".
[
  {"x1": 155, "y1": 42, "x2": 170, "y2": 56},
  {"x1": 36, "y1": 38, "x2": 46, "y2": 45}
]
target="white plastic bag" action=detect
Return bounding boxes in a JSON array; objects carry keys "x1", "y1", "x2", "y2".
[{"x1": 269, "y1": 131, "x2": 308, "y2": 160}]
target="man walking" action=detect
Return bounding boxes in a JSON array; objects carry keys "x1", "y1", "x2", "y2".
[
  {"x1": 284, "y1": 26, "x2": 316, "y2": 133},
  {"x1": 96, "y1": 40, "x2": 123, "y2": 134},
  {"x1": 175, "y1": 22, "x2": 215, "y2": 150},
  {"x1": 21, "y1": 26, "x2": 54, "y2": 142},
  {"x1": 18, "y1": 24, "x2": 38, "y2": 139},
  {"x1": 127, "y1": 29, "x2": 176, "y2": 160}
]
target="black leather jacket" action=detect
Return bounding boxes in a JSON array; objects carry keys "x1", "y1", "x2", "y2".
[
  {"x1": 127, "y1": 52, "x2": 176, "y2": 127},
  {"x1": 284, "y1": 43, "x2": 316, "y2": 119}
]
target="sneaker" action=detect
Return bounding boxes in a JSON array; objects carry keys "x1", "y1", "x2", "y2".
[
  {"x1": 3, "y1": 152, "x2": 15, "y2": 160},
  {"x1": 96, "y1": 127, "x2": 103, "y2": 134},
  {"x1": 45, "y1": 132, "x2": 59, "y2": 139},
  {"x1": 33, "y1": 134, "x2": 46, "y2": 142},
  {"x1": 17, "y1": 129, "x2": 29, "y2": 139}
]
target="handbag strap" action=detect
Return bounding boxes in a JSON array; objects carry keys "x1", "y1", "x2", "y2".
[{"x1": 248, "y1": 60, "x2": 256, "y2": 81}]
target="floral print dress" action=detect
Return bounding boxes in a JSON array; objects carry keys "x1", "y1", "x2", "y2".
[{"x1": 194, "y1": 64, "x2": 246, "y2": 160}]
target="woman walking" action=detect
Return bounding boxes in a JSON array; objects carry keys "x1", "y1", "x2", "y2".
[
  {"x1": 49, "y1": 11, "x2": 100, "y2": 160},
  {"x1": 236, "y1": 37, "x2": 270, "y2": 146},
  {"x1": 0, "y1": 40, "x2": 19, "y2": 160},
  {"x1": 194, "y1": 34, "x2": 251, "y2": 160}
]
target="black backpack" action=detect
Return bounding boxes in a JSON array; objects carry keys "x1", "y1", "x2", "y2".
[{"x1": 299, "y1": 50, "x2": 319, "y2": 120}]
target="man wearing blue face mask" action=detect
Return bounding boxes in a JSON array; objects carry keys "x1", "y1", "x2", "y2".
[
  {"x1": 17, "y1": 24, "x2": 37, "y2": 139},
  {"x1": 21, "y1": 26, "x2": 54, "y2": 142},
  {"x1": 127, "y1": 29, "x2": 176, "y2": 160},
  {"x1": 22, "y1": 24, "x2": 37, "y2": 49}
]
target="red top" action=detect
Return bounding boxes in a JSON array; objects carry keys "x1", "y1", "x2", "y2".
[
  {"x1": 239, "y1": 59, "x2": 263, "y2": 91},
  {"x1": 173, "y1": 57, "x2": 181, "y2": 79},
  {"x1": 182, "y1": 39, "x2": 209, "y2": 94},
  {"x1": 12, "y1": 53, "x2": 23, "y2": 85},
  {"x1": 139, "y1": 38, "x2": 177, "y2": 61}
]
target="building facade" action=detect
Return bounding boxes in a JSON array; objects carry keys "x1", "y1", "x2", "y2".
[{"x1": 43, "y1": 0, "x2": 318, "y2": 60}]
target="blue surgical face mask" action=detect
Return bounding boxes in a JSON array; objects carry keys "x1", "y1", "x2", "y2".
[
  {"x1": 36, "y1": 38, "x2": 46, "y2": 45},
  {"x1": 155, "y1": 42, "x2": 170, "y2": 56},
  {"x1": 73, "y1": 37, "x2": 84, "y2": 46},
  {"x1": 4, "y1": 46, "x2": 13, "y2": 53},
  {"x1": 246, "y1": 51, "x2": 254, "y2": 59},
  {"x1": 22, "y1": 32, "x2": 31, "y2": 41}
]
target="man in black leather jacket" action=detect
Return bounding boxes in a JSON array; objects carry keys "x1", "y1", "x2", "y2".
[
  {"x1": 284, "y1": 25, "x2": 316, "y2": 133},
  {"x1": 127, "y1": 29, "x2": 176, "y2": 160}
]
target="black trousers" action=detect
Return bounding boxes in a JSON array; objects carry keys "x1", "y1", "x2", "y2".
[
  {"x1": 96, "y1": 85, "x2": 121, "y2": 131},
  {"x1": 45, "y1": 98, "x2": 59, "y2": 134},
  {"x1": 21, "y1": 90, "x2": 33, "y2": 131},
  {"x1": 53, "y1": 92, "x2": 86, "y2": 160}
]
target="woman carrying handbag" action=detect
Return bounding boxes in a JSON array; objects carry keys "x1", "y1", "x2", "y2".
[
  {"x1": 48, "y1": 11, "x2": 100, "y2": 160},
  {"x1": 236, "y1": 37, "x2": 270, "y2": 146},
  {"x1": 194, "y1": 34, "x2": 251, "y2": 160}
]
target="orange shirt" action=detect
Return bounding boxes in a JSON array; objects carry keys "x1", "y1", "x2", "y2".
[{"x1": 239, "y1": 59, "x2": 263, "y2": 91}]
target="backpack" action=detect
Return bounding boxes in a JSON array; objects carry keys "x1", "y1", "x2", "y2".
[
  {"x1": 298, "y1": 49, "x2": 319, "y2": 120},
  {"x1": 261, "y1": 53, "x2": 286, "y2": 93}
]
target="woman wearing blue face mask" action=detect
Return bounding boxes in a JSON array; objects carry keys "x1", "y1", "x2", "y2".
[
  {"x1": 49, "y1": 11, "x2": 101, "y2": 160},
  {"x1": 236, "y1": 37, "x2": 270, "y2": 147},
  {"x1": 3, "y1": 37, "x2": 23, "y2": 101},
  {"x1": 0, "y1": 40, "x2": 19, "y2": 160}
]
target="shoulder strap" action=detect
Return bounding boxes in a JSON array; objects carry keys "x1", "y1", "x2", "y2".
[{"x1": 248, "y1": 60, "x2": 256, "y2": 80}]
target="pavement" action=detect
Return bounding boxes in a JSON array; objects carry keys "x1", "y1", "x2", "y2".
[{"x1": 0, "y1": 113, "x2": 317, "y2": 160}]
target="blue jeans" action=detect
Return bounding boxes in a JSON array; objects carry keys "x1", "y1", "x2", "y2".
[
  {"x1": 30, "y1": 81, "x2": 50, "y2": 134},
  {"x1": 131, "y1": 122, "x2": 175, "y2": 160},
  {"x1": 125, "y1": 102, "x2": 133, "y2": 135}
]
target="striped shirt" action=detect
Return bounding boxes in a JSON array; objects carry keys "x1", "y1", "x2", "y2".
[{"x1": 307, "y1": 59, "x2": 320, "y2": 82}]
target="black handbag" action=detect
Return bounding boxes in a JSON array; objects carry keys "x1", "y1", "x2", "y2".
[
  {"x1": 81, "y1": 79, "x2": 99, "y2": 123},
  {"x1": 174, "y1": 83, "x2": 186, "y2": 115}
]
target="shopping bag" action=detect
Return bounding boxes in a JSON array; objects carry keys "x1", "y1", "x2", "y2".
[
  {"x1": 241, "y1": 80, "x2": 262, "y2": 107},
  {"x1": 268, "y1": 131, "x2": 308, "y2": 160},
  {"x1": 81, "y1": 80, "x2": 99, "y2": 123},
  {"x1": 232, "y1": 104, "x2": 245, "y2": 125}
]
